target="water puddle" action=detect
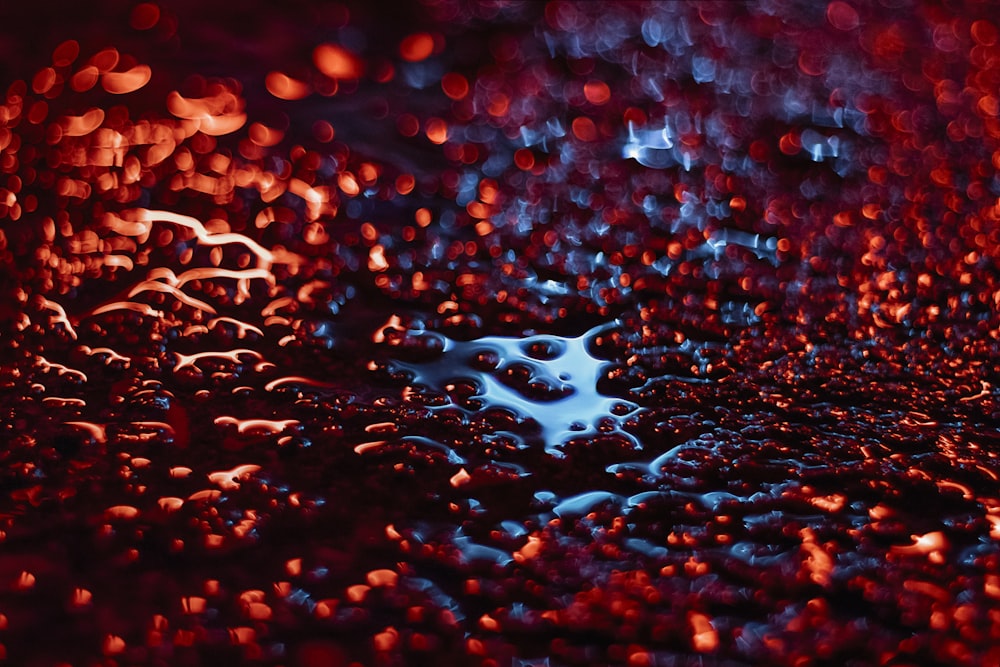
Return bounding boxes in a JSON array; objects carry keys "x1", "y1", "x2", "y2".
[{"x1": 390, "y1": 323, "x2": 640, "y2": 455}]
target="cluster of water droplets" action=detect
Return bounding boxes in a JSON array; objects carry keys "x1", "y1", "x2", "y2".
[{"x1": 0, "y1": 1, "x2": 999, "y2": 665}]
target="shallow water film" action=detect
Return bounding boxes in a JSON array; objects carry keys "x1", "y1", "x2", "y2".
[{"x1": 1, "y1": 1, "x2": 1000, "y2": 665}]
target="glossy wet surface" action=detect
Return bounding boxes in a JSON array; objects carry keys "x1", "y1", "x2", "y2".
[{"x1": 1, "y1": 1, "x2": 1000, "y2": 665}]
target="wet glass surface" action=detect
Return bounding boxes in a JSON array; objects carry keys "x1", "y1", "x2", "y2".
[{"x1": 1, "y1": 1, "x2": 1000, "y2": 665}]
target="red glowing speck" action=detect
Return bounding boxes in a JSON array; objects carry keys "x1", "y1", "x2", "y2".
[
  {"x1": 31, "y1": 67, "x2": 57, "y2": 95},
  {"x1": 972, "y1": 19, "x2": 998, "y2": 46},
  {"x1": 871, "y1": 23, "x2": 907, "y2": 60},
  {"x1": 466, "y1": 638, "x2": 486, "y2": 656},
  {"x1": 545, "y1": 1, "x2": 581, "y2": 31},
  {"x1": 27, "y1": 100, "x2": 47, "y2": 124},
  {"x1": 368, "y1": 245, "x2": 389, "y2": 272},
  {"x1": 346, "y1": 584, "x2": 369, "y2": 603},
  {"x1": 572, "y1": 116, "x2": 598, "y2": 141},
  {"x1": 70, "y1": 65, "x2": 99, "y2": 92},
  {"x1": 373, "y1": 627, "x2": 399, "y2": 652},
  {"x1": 425, "y1": 117, "x2": 448, "y2": 144},
  {"x1": 102, "y1": 65, "x2": 152, "y2": 94},
  {"x1": 72, "y1": 587, "x2": 93, "y2": 607},
  {"x1": 689, "y1": 612, "x2": 719, "y2": 652},
  {"x1": 228, "y1": 626, "x2": 256, "y2": 645},
  {"x1": 52, "y1": 39, "x2": 80, "y2": 67},
  {"x1": 628, "y1": 650, "x2": 654, "y2": 667},
  {"x1": 366, "y1": 569, "x2": 398, "y2": 587},
  {"x1": 313, "y1": 43, "x2": 363, "y2": 80},
  {"x1": 395, "y1": 174, "x2": 415, "y2": 196},
  {"x1": 103, "y1": 635, "x2": 126, "y2": 656},
  {"x1": 265, "y1": 71, "x2": 310, "y2": 100},
  {"x1": 623, "y1": 107, "x2": 647, "y2": 127},
  {"x1": 487, "y1": 92, "x2": 509, "y2": 117},
  {"x1": 158, "y1": 497, "x2": 183, "y2": 512},
  {"x1": 466, "y1": 201, "x2": 491, "y2": 219},
  {"x1": 337, "y1": 172, "x2": 359, "y2": 197},
  {"x1": 16, "y1": 571, "x2": 35, "y2": 590},
  {"x1": 249, "y1": 123, "x2": 283, "y2": 147},
  {"x1": 130, "y1": 3, "x2": 161, "y2": 31},
  {"x1": 778, "y1": 131, "x2": 801, "y2": 155},
  {"x1": 397, "y1": 113, "x2": 420, "y2": 137},
  {"x1": 312, "y1": 120, "x2": 335, "y2": 143},
  {"x1": 62, "y1": 108, "x2": 105, "y2": 137},
  {"x1": 514, "y1": 148, "x2": 535, "y2": 170},
  {"x1": 441, "y1": 72, "x2": 469, "y2": 100},
  {"x1": 891, "y1": 531, "x2": 949, "y2": 558},
  {"x1": 89, "y1": 47, "x2": 120, "y2": 74},
  {"x1": 400, "y1": 33, "x2": 435, "y2": 62},
  {"x1": 245, "y1": 602, "x2": 272, "y2": 620},
  {"x1": 105, "y1": 505, "x2": 140, "y2": 521},
  {"x1": 826, "y1": 1, "x2": 860, "y2": 31},
  {"x1": 798, "y1": 50, "x2": 826, "y2": 76},
  {"x1": 583, "y1": 80, "x2": 611, "y2": 105},
  {"x1": 978, "y1": 95, "x2": 999, "y2": 117}
]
